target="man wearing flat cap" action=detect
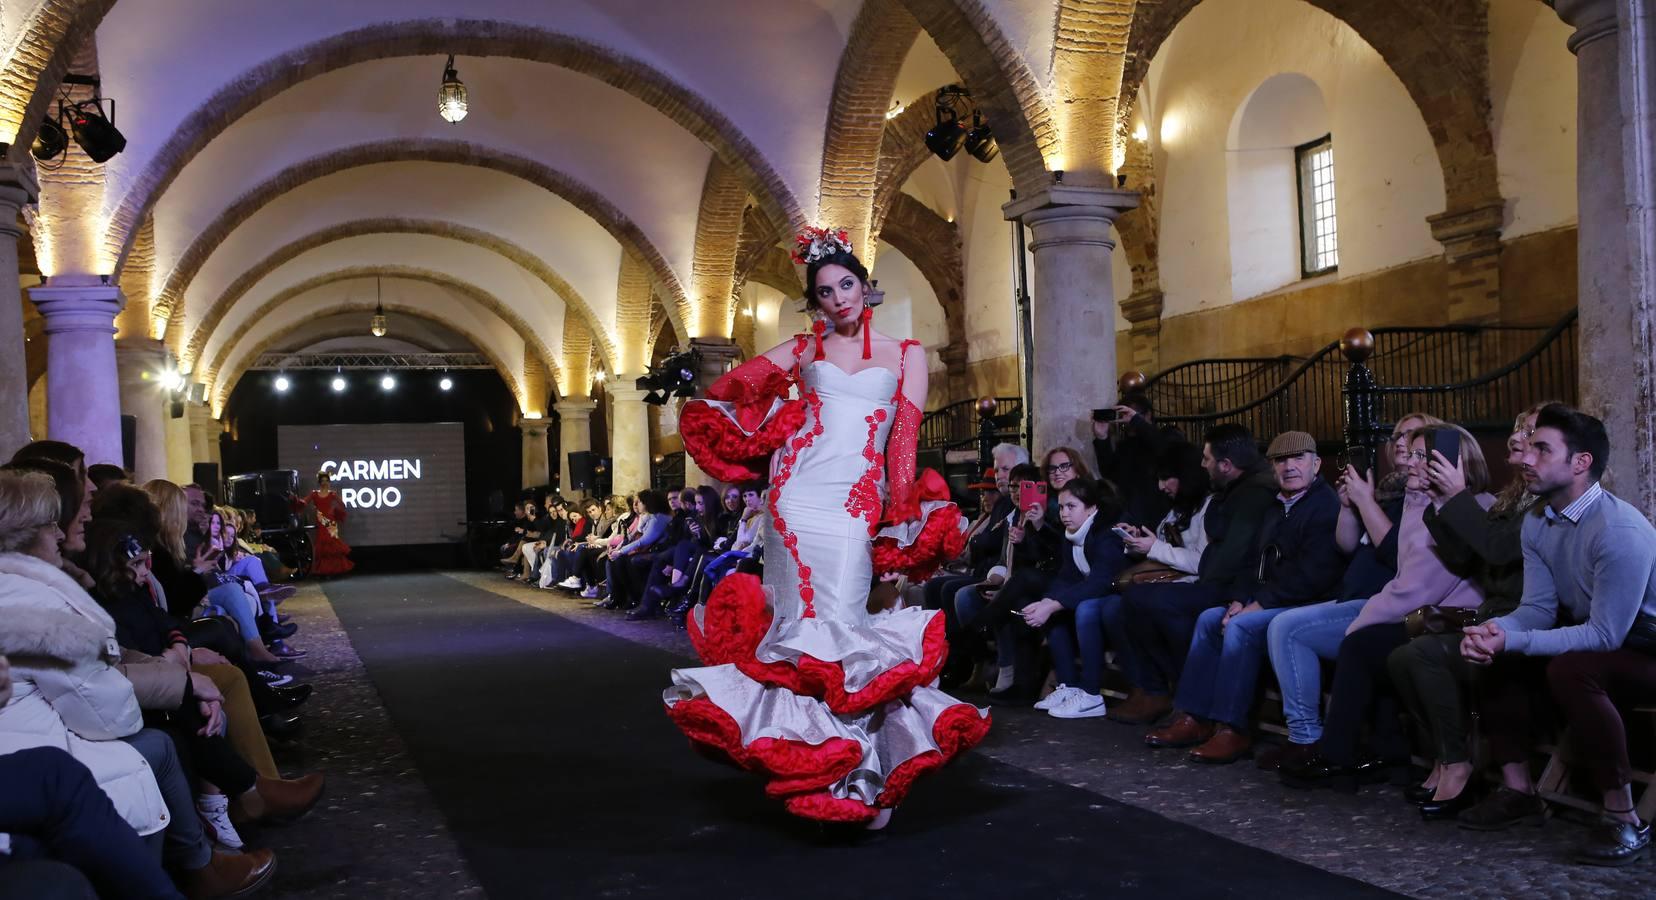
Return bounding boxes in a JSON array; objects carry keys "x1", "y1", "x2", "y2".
[{"x1": 1143, "y1": 430, "x2": 1348, "y2": 763}]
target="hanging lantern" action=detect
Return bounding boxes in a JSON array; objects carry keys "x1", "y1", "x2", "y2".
[
  {"x1": 370, "y1": 277, "x2": 389, "y2": 337},
  {"x1": 438, "y1": 55, "x2": 468, "y2": 124}
]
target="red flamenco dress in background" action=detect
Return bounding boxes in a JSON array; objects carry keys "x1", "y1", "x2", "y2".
[
  {"x1": 664, "y1": 336, "x2": 988, "y2": 824},
  {"x1": 292, "y1": 490, "x2": 354, "y2": 576}
]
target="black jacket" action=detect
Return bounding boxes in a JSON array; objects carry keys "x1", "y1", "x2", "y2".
[
  {"x1": 1423, "y1": 491, "x2": 1530, "y2": 619},
  {"x1": 967, "y1": 495, "x2": 1016, "y2": 578},
  {"x1": 151, "y1": 549, "x2": 208, "y2": 620},
  {"x1": 1093, "y1": 419, "x2": 1171, "y2": 528},
  {"x1": 1196, "y1": 463, "x2": 1280, "y2": 592},
  {"x1": 1047, "y1": 517, "x2": 1130, "y2": 610},
  {"x1": 1236, "y1": 479, "x2": 1346, "y2": 608}
]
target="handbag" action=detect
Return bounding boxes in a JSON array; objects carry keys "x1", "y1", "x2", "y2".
[
  {"x1": 1114, "y1": 559, "x2": 1184, "y2": 590},
  {"x1": 1403, "y1": 605, "x2": 1482, "y2": 639},
  {"x1": 1624, "y1": 612, "x2": 1656, "y2": 656}
]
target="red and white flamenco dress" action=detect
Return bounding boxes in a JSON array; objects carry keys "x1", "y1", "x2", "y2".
[{"x1": 664, "y1": 336, "x2": 989, "y2": 823}]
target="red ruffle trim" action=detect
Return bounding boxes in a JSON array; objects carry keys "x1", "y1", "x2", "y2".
[
  {"x1": 784, "y1": 792, "x2": 879, "y2": 823},
  {"x1": 664, "y1": 696, "x2": 863, "y2": 796},
  {"x1": 679, "y1": 398, "x2": 807, "y2": 484},
  {"x1": 780, "y1": 702, "x2": 992, "y2": 818},
  {"x1": 689, "y1": 574, "x2": 952, "y2": 716},
  {"x1": 873, "y1": 504, "x2": 967, "y2": 583}
]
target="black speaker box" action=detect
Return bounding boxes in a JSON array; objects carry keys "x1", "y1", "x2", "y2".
[
  {"x1": 120, "y1": 415, "x2": 136, "y2": 472},
  {"x1": 567, "y1": 450, "x2": 595, "y2": 491},
  {"x1": 192, "y1": 463, "x2": 221, "y2": 495}
]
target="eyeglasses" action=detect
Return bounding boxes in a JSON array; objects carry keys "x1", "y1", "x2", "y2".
[
  {"x1": 1044, "y1": 461, "x2": 1074, "y2": 474},
  {"x1": 1389, "y1": 432, "x2": 1411, "y2": 444},
  {"x1": 1404, "y1": 450, "x2": 1430, "y2": 462}
]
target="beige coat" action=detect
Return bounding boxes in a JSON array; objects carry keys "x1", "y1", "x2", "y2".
[{"x1": 0, "y1": 553, "x2": 170, "y2": 835}]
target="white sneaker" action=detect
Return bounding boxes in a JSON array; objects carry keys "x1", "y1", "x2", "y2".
[
  {"x1": 196, "y1": 794, "x2": 243, "y2": 849},
  {"x1": 989, "y1": 665, "x2": 1015, "y2": 693},
  {"x1": 1034, "y1": 684, "x2": 1073, "y2": 711},
  {"x1": 1048, "y1": 689, "x2": 1107, "y2": 719},
  {"x1": 558, "y1": 576, "x2": 584, "y2": 590}
]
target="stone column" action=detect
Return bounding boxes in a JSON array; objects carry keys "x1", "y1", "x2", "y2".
[
  {"x1": 1427, "y1": 203, "x2": 1506, "y2": 324},
  {"x1": 1119, "y1": 289, "x2": 1165, "y2": 375},
  {"x1": 1003, "y1": 186, "x2": 1139, "y2": 456},
  {"x1": 937, "y1": 341, "x2": 971, "y2": 405},
  {"x1": 115, "y1": 337, "x2": 170, "y2": 480},
  {"x1": 1556, "y1": 0, "x2": 1645, "y2": 501},
  {"x1": 607, "y1": 385, "x2": 651, "y2": 495},
  {"x1": 554, "y1": 399, "x2": 596, "y2": 497},
  {"x1": 165, "y1": 407, "x2": 194, "y2": 485},
  {"x1": 0, "y1": 164, "x2": 38, "y2": 460},
  {"x1": 187, "y1": 405, "x2": 221, "y2": 474},
  {"x1": 28, "y1": 282, "x2": 126, "y2": 467},
  {"x1": 684, "y1": 337, "x2": 741, "y2": 486},
  {"x1": 521, "y1": 420, "x2": 551, "y2": 489}
]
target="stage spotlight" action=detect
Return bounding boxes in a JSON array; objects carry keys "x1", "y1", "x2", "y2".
[
  {"x1": 31, "y1": 118, "x2": 67, "y2": 161},
  {"x1": 274, "y1": 375, "x2": 290, "y2": 393},
  {"x1": 331, "y1": 376, "x2": 347, "y2": 393},
  {"x1": 380, "y1": 374, "x2": 396, "y2": 391},
  {"x1": 68, "y1": 100, "x2": 126, "y2": 163},
  {"x1": 644, "y1": 390, "x2": 667, "y2": 406},
  {"x1": 964, "y1": 113, "x2": 998, "y2": 163},
  {"x1": 925, "y1": 114, "x2": 965, "y2": 161},
  {"x1": 439, "y1": 376, "x2": 453, "y2": 391}
]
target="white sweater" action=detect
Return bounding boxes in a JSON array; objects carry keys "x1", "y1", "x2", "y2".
[{"x1": 1146, "y1": 495, "x2": 1212, "y2": 582}]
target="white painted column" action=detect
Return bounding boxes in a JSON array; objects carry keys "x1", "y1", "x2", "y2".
[
  {"x1": 115, "y1": 337, "x2": 170, "y2": 481},
  {"x1": 684, "y1": 337, "x2": 741, "y2": 487},
  {"x1": 187, "y1": 404, "x2": 221, "y2": 477},
  {"x1": 28, "y1": 282, "x2": 126, "y2": 467},
  {"x1": 521, "y1": 420, "x2": 551, "y2": 490},
  {"x1": 607, "y1": 385, "x2": 651, "y2": 496},
  {"x1": 0, "y1": 164, "x2": 38, "y2": 460},
  {"x1": 165, "y1": 407, "x2": 194, "y2": 485},
  {"x1": 1003, "y1": 186, "x2": 1138, "y2": 457},
  {"x1": 554, "y1": 398, "x2": 596, "y2": 497}
]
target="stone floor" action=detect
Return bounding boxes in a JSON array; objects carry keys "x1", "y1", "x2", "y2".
[{"x1": 260, "y1": 571, "x2": 1656, "y2": 899}]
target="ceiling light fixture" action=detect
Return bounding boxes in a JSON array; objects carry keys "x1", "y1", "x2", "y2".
[
  {"x1": 380, "y1": 373, "x2": 396, "y2": 391},
  {"x1": 439, "y1": 376, "x2": 453, "y2": 391},
  {"x1": 924, "y1": 87, "x2": 969, "y2": 161},
  {"x1": 30, "y1": 118, "x2": 67, "y2": 162},
  {"x1": 331, "y1": 375, "x2": 347, "y2": 393},
  {"x1": 438, "y1": 55, "x2": 468, "y2": 124},
  {"x1": 69, "y1": 98, "x2": 126, "y2": 163},
  {"x1": 370, "y1": 276, "x2": 388, "y2": 338},
  {"x1": 964, "y1": 111, "x2": 999, "y2": 163},
  {"x1": 274, "y1": 375, "x2": 290, "y2": 393}
]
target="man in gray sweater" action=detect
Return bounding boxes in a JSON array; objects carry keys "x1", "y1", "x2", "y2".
[{"x1": 1462, "y1": 405, "x2": 1656, "y2": 866}]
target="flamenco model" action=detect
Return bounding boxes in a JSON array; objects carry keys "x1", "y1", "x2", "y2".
[
  {"x1": 663, "y1": 227, "x2": 990, "y2": 828},
  {"x1": 291, "y1": 471, "x2": 355, "y2": 576}
]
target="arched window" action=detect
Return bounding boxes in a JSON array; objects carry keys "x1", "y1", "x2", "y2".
[
  {"x1": 1296, "y1": 135, "x2": 1338, "y2": 275},
  {"x1": 1225, "y1": 73, "x2": 1332, "y2": 299}
]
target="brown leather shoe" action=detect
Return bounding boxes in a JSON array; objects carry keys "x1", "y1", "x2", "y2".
[
  {"x1": 184, "y1": 848, "x2": 276, "y2": 899},
  {"x1": 1189, "y1": 726, "x2": 1253, "y2": 764},
  {"x1": 1255, "y1": 740, "x2": 1317, "y2": 772},
  {"x1": 237, "y1": 773, "x2": 325, "y2": 823},
  {"x1": 1144, "y1": 712, "x2": 1213, "y2": 749},
  {"x1": 1108, "y1": 689, "x2": 1173, "y2": 725}
]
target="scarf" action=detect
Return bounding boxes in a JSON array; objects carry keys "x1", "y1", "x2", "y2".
[{"x1": 1065, "y1": 509, "x2": 1099, "y2": 575}]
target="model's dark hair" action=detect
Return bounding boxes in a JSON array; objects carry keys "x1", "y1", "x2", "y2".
[
  {"x1": 1536, "y1": 404, "x2": 1610, "y2": 481},
  {"x1": 803, "y1": 249, "x2": 870, "y2": 309},
  {"x1": 1, "y1": 459, "x2": 82, "y2": 531},
  {"x1": 1203, "y1": 423, "x2": 1260, "y2": 470}
]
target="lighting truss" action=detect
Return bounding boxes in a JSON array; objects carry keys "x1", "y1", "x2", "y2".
[{"x1": 248, "y1": 352, "x2": 493, "y2": 371}]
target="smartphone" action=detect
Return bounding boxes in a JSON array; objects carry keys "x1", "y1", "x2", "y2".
[
  {"x1": 1344, "y1": 445, "x2": 1373, "y2": 481},
  {"x1": 1092, "y1": 408, "x2": 1118, "y2": 423},
  {"x1": 1428, "y1": 428, "x2": 1462, "y2": 466},
  {"x1": 1111, "y1": 525, "x2": 1134, "y2": 540},
  {"x1": 1017, "y1": 480, "x2": 1047, "y2": 513}
]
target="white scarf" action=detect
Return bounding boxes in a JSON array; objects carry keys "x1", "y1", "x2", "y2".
[{"x1": 1065, "y1": 510, "x2": 1099, "y2": 575}]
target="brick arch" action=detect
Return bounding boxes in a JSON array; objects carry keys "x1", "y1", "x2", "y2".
[
  {"x1": 1119, "y1": 0, "x2": 1498, "y2": 210},
  {"x1": 95, "y1": 18, "x2": 804, "y2": 275},
  {"x1": 818, "y1": 0, "x2": 923, "y2": 257},
  {"x1": 203, "y1": 266, "x2": 560, "y2": 413},
  {"x1": 266, "y1": 323, "x2": 451, "y2": 355},
  {"x1": 870, "y1": 89, "x2": 950, "y2": 242},
  {"x1": 690, "y1": 158, "x2": 749, "y2": 339},
  {"x1": 0, "y1": 0, "x2": 115, "y2": 154},
  {"x1": 880, "y1": 193, "x2": 965, "y2": 349},
  {"x1": 216, "y1": 305, "x2": 531, "y2": 417},
  {"x1": 179, "y1": 217, "x2": 619, "y2": 375},
  {"x1": 150, "y1": 141, "x2": 686, "y2": 352},
  {"x1": 894, "y1": 0, "x2": 1061, "y2": 195}
]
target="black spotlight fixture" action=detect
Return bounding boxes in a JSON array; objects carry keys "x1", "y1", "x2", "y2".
[
  {"x1": 30, "y1": 117, "x2": 67, "y2": 162},
  {"x1": 635, "y1": 347, "x2": 701, "y2": 404},
  {"x1": 925, "y1": 87, "x2": 969, "y2": 161},
  {"x1": 68, "y1": 98, "x2": 125, "y2": 163},
  {"x1": 964, "y1": 112, "x2": 998, "y2": 163}
]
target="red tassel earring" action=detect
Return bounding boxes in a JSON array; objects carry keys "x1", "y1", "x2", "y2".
[{"x1": 860, "y1": 306, "x2": 873, "y2": 360}]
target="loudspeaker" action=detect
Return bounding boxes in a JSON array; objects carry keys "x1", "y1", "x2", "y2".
[
  {"x1": 567, "y1": 450, "x2": 595, "y2": 491},
  {"x1": 192, "y1": 463, "x2": 220, "y2": 495},
  {"x1": 120, "y1": 415, "x2": 136, "y2": 472}
]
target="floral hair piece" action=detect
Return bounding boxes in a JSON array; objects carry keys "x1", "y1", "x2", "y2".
[{"x1": 790, "y1": 226, "x2": 854, "y2": 265}]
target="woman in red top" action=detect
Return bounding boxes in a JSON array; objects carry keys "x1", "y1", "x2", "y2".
[{"x1": 291, "y1": 471, "x2": 353, "y2": 576}]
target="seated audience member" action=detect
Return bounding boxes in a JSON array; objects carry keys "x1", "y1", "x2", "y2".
[
  {"x1": 595, "y1": 491, "x2": 672, "y2": 609},
  {"x1": 1281, "y1": 424, "x2": 1492, "y2": 791},
  {"x1": 87, "y1": 464, "x2": 129, "y2": 492},
  {"x1": 954, "y1": 459, "x2": 1050, "y2": 696},
  {"x1": 698, "y1": 484, "x2": 766, "y2": 591},
  {"x1": 499, "y1": 501, "x2": 529, "y2": 559},
  {"x1": 536, "y1": 504, "x2": 589, "y2": 588},
  {"x1": 1113, "y1": 424, "x2": 1278, "y2": 725},
  {"x1": 631, "y1": 486, "x2": 722, "y2": 620},
  {"x1": 0, "y1": 469, "x2": 275, "y2": 898},
  {"x1": 1389, "y1": 404, "x2": 1548, "y2": 824},
  {"x1": 1091, "y1": 391, "x2": 1173, "y2": 528},
  {"x1": 1144, "y1": 432, "x2": 1345, "y2": 762},
  {"x1": 1012, "y1": 477, "x2": 1128, "y2": 718},
  {"x1": 0, "y1": 656, "x2": 183, "y2": 900},
  {"x1": 1461, "y1": 405, "x2": 1656, "y2": 866},
  {"x1": 609, "y1": 489, "x2": 691, "y2": 613},
  {"x1": 715, "y1": 486, "x2": 743, "y2": 540},
  {"x1": 934, "y1": 466, "x2": 1012, "y2": 687},
  {"x1": 552, "y1": 499, "x2": 616, "y2": 591},
  {"x1": 580, "y1": 496, "x2": 641, "y2": 599}
]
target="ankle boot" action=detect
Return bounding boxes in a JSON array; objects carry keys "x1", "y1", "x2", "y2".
[
  {"x1": 237, "y1": 773, "x2": 325, "y2": 823},
  {"x1": 184, "y1": 848, "x2": 276, "y2": 900}
]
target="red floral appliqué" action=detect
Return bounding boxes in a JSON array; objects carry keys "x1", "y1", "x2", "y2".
[
  {"x1": 845, "y1": 407, "x2": 887, "y2": 534},
  {"x1": 767, "y1": 334, "x2": 825, "y2": 617}
]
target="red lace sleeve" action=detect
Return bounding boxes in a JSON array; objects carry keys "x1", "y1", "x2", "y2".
[
  {"x1": 679, "y1": 354, "x2": 806, "y2": 484},
  {"x1": 883, "y1": 341, "x2": 924, "y2": 523}
]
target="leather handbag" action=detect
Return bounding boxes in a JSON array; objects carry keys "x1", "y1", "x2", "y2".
[
  {"x1": 1114, "y1": 559, "x2": 1184, "y2": 590},
  {"x1": 1623, "y1": 612, "x2": 1656, "y2": 656},
  {"x1": 1403, "y1": 605, "x2": 1482, "y2": 639}
]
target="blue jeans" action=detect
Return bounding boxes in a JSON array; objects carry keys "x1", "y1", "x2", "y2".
[
  {"x1": 1175, "y1": 604, "x2": 1292, "y2": 729},
  {"x1": 1266, "y1": 599, "x2": 1366, "y2": 744},
  {"x1": 1122, "y1": 582, "x2": 1223, "y2": 694},
  {"x1": 0, "y1": 747, "x2": 182, "y2": 899},
  {"x1": 955, "y1": 586, "x2": 1013, "y2": 668},
  {"x1": 119, "y1": 729, "x2": 212, "y2": 872},
  {"x1": 203, "y1": 582, "x2": 260, "y2": 642},
  {"x1": 1044, "y1": 597, "x2": 1122, "y2": 694}
]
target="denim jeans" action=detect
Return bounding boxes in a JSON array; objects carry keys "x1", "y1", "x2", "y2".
[
  {"x1": 226, "y1": 555, "x2": 269, "y2": 588},
  {"x1": 955, "y1": 586, "x2": 1013, "y2": 668},
  {"x1": 203, "y1": 582, "x2": 260, "y2": 642},
  {"x1": 120, "y1": 728, "x2": 212, "y2": 872},
  {"x1": 1266, "y1": 599, "x2": 1366, "y2": 744},
  {"x1": 1122, "y1": 582, "x2": 1223, "y2": 694},
  {"x1": 1044, "y1": 597, "x2": 1120, "y2": 694},
  {"x1": 1175, "y1": 604, "x2": 1293, "y2": 729}
]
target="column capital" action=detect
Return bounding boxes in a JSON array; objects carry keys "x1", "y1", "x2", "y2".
[
  {"x1": 1119, "y1": 289, "x2": 1165, "y2": 325},
  {"x1": 521, "y1": 421, "x2": 549, "y2": 439},
  {"x1": 606, "y1": 386, "x2": 650, "y2": 404},
  {"x1": 29, "y1": 284, "x2": 126, "y2": 336},
  {"x1": 1554, "y1": 0, "x2": 1618, "y2": 53},
  {"x1": 554, "y1": 398, "x2": 598, "y2": 417},
  {"x1": 1427, "y1": 202, "x2": 1505, "y2": 263},
  {"x1": 1003, "y1": 185, "x2": 1139, "y2": 225},
  {"x1": 0, "y1": 163, "x2": 39, "y2": 232}
]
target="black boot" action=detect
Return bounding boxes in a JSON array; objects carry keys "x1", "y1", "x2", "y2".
[{"x1": 628, "y1": 585, "x2": 666, "y2": 620}]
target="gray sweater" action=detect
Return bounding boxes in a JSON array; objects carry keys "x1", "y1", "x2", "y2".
[{"x1": 1493, "y1": 487, "x2": 1656, "y2": 655}]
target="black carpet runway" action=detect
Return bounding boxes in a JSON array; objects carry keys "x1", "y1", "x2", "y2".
[{"x1": 325, "y1": 573, "x2": 1400, "y2": 899}]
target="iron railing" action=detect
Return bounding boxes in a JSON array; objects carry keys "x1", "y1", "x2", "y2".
[{"x1": 920, "y1": 397, "x2": 1023, "y2": 452}]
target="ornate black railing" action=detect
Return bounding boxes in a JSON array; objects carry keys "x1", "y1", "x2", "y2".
[
  {"x1": 1146, "y1": 312, "x2": 1577, "y2": 445},
  {"x1": 920, "y1": 396, "x2": 1022, "y2": 452}
]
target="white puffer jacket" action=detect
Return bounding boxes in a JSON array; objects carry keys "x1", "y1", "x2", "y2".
[{"x1": 0, "y1": 552, "x2": 169, "y2": 835}]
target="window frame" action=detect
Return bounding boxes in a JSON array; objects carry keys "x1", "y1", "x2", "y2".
[{"x1": 1294, "y1": 133, "x2": 1338, "y2": 278}]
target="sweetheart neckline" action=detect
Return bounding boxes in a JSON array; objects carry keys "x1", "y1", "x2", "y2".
[{"x1": 807, "y1": 359, "x2": 898, "y2": 380}]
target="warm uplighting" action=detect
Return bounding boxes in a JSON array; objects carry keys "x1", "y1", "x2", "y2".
[
  {"x1": 885, "y1": 101, "x2": 906, "y2": 120},
  {"x1": 438, "y1": 55, "x2": 468, "y2": 123},
  {"x1": 594, "y1": 369, "x2": 606, "y2": 384},
  {"x1": 1133, "y1": 122, "x2": 1148, "y2": 142},
  {"x1": 523, "y1": 411, "x2": 543, "y2": 420}
]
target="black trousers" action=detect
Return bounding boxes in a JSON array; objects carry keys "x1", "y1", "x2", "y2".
[
  {"x1": 1319, "y1": 622, "x2": 1410, "y2": 767},
  {"x1": 1122, "y1": 582, "x2": 1222, "y2": 695}
]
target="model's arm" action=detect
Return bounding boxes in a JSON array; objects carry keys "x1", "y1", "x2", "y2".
[{"x1": 884, "y1": 342, "x2": 928, "y2": 523}]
